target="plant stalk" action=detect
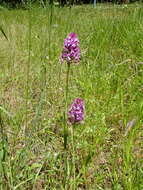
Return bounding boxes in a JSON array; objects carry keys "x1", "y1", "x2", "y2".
[{"x1": 63, "y1": 62, "x2": 70, "y2": 188}]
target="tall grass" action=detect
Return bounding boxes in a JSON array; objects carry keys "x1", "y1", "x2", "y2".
[{"x1": 0, "y1": 3, "x2": 143, "y2": 189}]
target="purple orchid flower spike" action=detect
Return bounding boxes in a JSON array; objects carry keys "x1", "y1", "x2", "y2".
[
  {"x1": 61, "y1": 33, "x2": 80, "y2": 64},
  {"x1": 68, "y1": 98, "x2": 84, "y2": 125}
]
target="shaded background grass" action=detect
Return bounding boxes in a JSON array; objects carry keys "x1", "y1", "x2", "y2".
[{"x1": 0, "y1": 3, "x2": 143, "y2": 189}]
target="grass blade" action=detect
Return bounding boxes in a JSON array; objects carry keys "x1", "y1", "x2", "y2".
[{"x1": 0, "y1": 26, "x2": 8, "y2": 40}]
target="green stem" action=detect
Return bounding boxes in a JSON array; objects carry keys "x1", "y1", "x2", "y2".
[
  {"x1": 63, "y1": 63, "x2": 70, "y2": 188},
  {"x1": 64, "y1": 63, "x2": 71, "y2": 148},
  {"x1": 71, "y1": 125, "x2": 76, "y2": 190},
  {"x1": 66, "y1": 63, "x2": 70, "y2": 102},
  {"x1": 47, "y1": 3, "x2": 53, "y2": 89},
  {"x1": 25, "y1": 0, "x2": 31, "y2": 141},
  {"x1": 64, "y1": 63, "x2": 70, "y2": 149}
]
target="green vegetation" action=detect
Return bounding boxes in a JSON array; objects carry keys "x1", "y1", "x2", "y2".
[{"x1": 0, "y1": 3, "x2": 143, "y2": 189}]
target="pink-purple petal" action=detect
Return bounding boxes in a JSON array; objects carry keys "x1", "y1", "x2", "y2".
[
  {"x1": 61, "y1": 33, "x2": 80, "y2": 64},
  {"x1": 68, "y1": 98, "x2": 84, "y2": 125}
]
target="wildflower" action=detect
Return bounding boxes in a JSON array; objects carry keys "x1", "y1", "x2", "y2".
[
  {"x1": 68, "y1": 98, "x2": 84, "y2": 125},
  {"x1": 61, "y1": 33, "x2": 80, "y2": 64}
]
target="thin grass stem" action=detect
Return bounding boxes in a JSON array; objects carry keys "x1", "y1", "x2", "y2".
[{"x1": 25, "y1": 0, "x2": 31, "y2": 141}]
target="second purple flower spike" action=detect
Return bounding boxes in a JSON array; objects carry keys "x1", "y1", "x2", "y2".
[
  {"x1": 68, "y1": 98, "x2": 84, "y2": 125},
  {"x1": 61, "y1": 33, "x2": 80, "y2": 64}
]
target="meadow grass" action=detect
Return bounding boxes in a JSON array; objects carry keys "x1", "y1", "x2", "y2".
[{"x1": 0, "y1": 3, "x2": 143, "y2": 189}]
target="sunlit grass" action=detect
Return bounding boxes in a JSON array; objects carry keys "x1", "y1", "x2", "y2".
[{"x1": 0, "y1": 3, "x2": 143, "y2": 189}]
